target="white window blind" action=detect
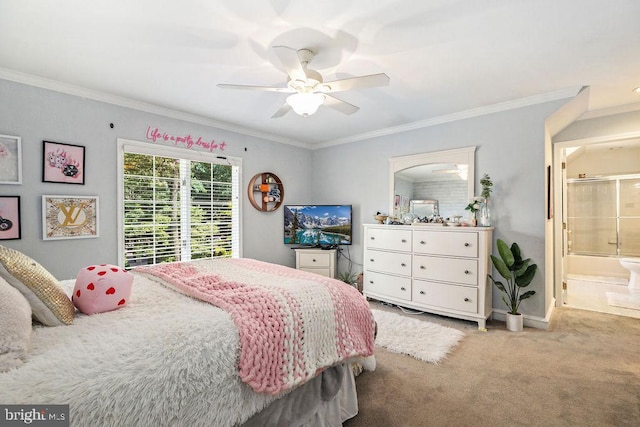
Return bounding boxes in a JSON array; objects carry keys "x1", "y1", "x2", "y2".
[{"x1": 119, "y1": 140, "x2": 240, "y2": 268}]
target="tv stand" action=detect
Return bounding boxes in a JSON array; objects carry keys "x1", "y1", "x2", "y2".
[{"x1": 294, "y1": 248, "x2": 336, "y2": 278}]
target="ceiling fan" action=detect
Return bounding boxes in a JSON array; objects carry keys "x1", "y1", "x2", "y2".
[{"x1": 217, "y1": 46, "x2": 390, "y2": 118}]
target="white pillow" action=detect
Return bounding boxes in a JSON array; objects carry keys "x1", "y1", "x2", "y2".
[{"x1": 0, "y1": 276, "x2": 32, "y2": 372}]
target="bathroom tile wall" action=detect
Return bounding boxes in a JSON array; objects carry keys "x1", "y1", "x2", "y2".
[{"x1": 413, "y1": 179, "x2": 467, "y2": 218}]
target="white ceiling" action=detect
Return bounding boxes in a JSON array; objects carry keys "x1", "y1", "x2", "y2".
[{"x1": 2, "y1": 0, "x2": 640, "y2": 148}]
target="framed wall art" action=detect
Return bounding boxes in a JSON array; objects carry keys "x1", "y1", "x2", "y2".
[
  {"x1": 0, "y1": 135, "x2": 22, "y2": 184},
  {"x1": 0, "y1": 196, "x2": 21, "y2": 240},
  {"x1": 42, "y1": 195, "x2": 99, "y2": 240},
  {"x1": 42, "y1": 141, "x2": 85, "y2": 184}
]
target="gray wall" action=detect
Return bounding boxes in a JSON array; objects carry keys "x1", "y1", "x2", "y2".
[
  {"x1": 311, "y1": 100, "x2": 570, "y2": 319},
  {"x1": 554, "y1": 110, "x2": 640, "y2": 143},
  {"x1": 0, "y1": 79, "x2": 312, "y2": 278},
  {"x1": 0, "y1": 77, "x2": 572, "y2": 319}
]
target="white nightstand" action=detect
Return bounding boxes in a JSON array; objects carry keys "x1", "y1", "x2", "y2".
[{"x1": 294, "y1": 248, "x2": 337, "y2": 278}]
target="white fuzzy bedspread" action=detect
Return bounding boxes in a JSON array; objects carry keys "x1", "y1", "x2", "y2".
[{"x1": 0, "y1": 275, "x2": 289, "y2": 426}]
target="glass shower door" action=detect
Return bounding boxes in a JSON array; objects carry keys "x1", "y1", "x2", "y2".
[
  {"x1": 566, "y1": 180, "x2": 617, "y2": 256},
  {"x1": 619, "y1": 178, "x2": 640, "y2": 257}
]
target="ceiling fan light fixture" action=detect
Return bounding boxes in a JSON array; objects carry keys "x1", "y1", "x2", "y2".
[
  {"x1": 219, "y1": 45, "x2": 389, "y2": 118},
  {"x1": 286, "y1": 93, "x2": 325, "y2": 117}
]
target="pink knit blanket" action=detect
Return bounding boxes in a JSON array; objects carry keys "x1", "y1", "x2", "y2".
[{"x1": 135, "y1": 258, "x2": 375, "y2": 394}]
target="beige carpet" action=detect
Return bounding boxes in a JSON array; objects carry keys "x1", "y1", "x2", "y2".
[{"x1": 345, "y1": 301, "x2": 640, "y2": 427}]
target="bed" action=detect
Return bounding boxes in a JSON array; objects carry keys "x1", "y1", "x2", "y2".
[{"x1": 0, "y1": 246, "x2": 376, "y2": 426}]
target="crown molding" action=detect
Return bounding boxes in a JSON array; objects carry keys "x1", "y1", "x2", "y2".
[
  {"x1": 0, "y1": 68, "x2": 312, "y2": 150},
  {"x1": 314, "y1": 86, "x2": 583, "y2": 149},
  {"x1": 1, "y1": 67, "x2": 580, "y2": 151},
  {"x1": 578, "y1": 102, "x2": 640, "y2": 121}
]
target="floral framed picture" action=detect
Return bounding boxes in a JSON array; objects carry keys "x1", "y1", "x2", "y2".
[
  {"x1": 0, "y1": 196, "x2": 21, "y2": 240},
  {"x1": 0, "y1": 135, "x2": 22, "y2": 184},
  {"x1": 42, "y1": 195, "x2": 99, "y2": 240},
  {"x1": 42, "y1": 141, "x2": 85, "y2": 184}
]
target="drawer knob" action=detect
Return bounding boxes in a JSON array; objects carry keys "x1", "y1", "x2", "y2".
[
  {"x1": 401, "y1": 263, "x2": 406, "y2": 267},
  {"x1": 464, "y1": 270, "x2": 471, "y2": 274},
  {"x1": 420, "y1": 265, "x2": 426, "y2": 270},
  {"x1": 312, "y1": 259, "x2": 316, "y2": 262},
  {"x1": 370, "y1": 236, "x2": 375, "y2": 240},
  {"x1": 370, "y1": 259, "x2": 375, "y2": 262},
  {"x1": 464, "y1": 242, "x2": 470, "y2": 247},
  {"x1": 400, "y1": 287, "x2": 406, "y2": 291},
  {"x1": 464, "y1": 297, "x2": 470, "y2": 302},
  {"x1": 369, "y1": 280, "x2": 374, "y2": 284},
  {"x1": 419, "y1": 290, "x2": 425, "y2": 295},
  {"x1": 420, "y1": 240, "x2": 426, "y2": 245},
  {"x1": 401, "y1": 239, "x2": 407, "y2": 243}
]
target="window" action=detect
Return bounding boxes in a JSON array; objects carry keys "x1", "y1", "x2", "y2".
[{"x1": 117, "y1": 139, "x2": 241, "y2": 268}]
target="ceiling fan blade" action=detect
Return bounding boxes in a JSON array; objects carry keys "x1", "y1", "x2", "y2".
[
  {"x1": 273, "y1": 45, "x2": 307, "y2": 82},
  {"x1": 271, "y1": 103, "x2": 292, "y2": 118},
  {"x1": 321, "y1": 73, "x2": 390, "y2": 93},
  {"x1": 323, "y1": 95, "x2": 359, "y2": 115},
  {"x1": 217, "y1": 83, "x2": 293, "y2": 93}
]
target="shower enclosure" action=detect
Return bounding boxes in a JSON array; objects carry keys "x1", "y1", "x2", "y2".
[{"x1": 566, "y1": 175, "x2": 640, "y2": 257}]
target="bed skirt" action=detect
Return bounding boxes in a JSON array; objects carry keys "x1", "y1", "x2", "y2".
[{"x1": 242, "y1": 361, "x2": 359, "y2": 426}]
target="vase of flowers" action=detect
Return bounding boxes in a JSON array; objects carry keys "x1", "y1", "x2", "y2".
[
  {"x1": 465, "y1": 197, "x2": 483, "y2": 226},
  {"x1": 479, "y1": 174, "x2": 493, "y2": 227},
  {"x1": 479, "y1": 199, "x2": 491, "y2": 227}
]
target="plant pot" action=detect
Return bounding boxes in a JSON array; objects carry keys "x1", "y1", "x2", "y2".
[{"x1": 505, "y1": 312, "x2": 524, "y2": 332}]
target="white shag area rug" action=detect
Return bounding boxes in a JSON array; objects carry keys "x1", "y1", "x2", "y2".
[{"x1": 371, "y1": 309, "x2": 464, "y2": 363}]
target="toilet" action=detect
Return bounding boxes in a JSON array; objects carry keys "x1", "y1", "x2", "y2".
[{"x1": 620, "y1": 258, "x2": 640, "y2": 290}]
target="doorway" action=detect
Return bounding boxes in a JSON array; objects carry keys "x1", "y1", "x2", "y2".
[{"x1": 554, "y1": 137, "x2": 640, "y2": 318}]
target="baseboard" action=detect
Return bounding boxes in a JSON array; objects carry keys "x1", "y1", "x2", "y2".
[
  {"x1": 492, "y1": 309, "x2": 550, "y2": 330},
  {"x1": 544, "y1": 297, "x2": 557, "y2": 328}
]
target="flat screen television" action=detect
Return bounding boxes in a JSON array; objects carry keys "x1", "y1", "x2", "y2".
[{"x1": 284, "y1": 204, "x2": 352, "y2": 246}]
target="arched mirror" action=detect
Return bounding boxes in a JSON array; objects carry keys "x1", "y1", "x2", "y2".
[{"x1": 389, "y1": 146, "x2": 476, "y2": 220}]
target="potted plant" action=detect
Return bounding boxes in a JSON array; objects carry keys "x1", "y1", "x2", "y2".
[
  {"x1": 488, "y1": 239, "x2": 537, "y2": 332},
  {"x1": 337, "y1": 270, "x2": 359, "y2": 288}
]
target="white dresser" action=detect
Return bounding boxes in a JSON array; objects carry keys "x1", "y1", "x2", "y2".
[
  {"x1": 363, "y1": 224, "x2": 493, "y2": 329},
  {"x1": 294, "y1": 248, "x2": 337, "y2": 278}
]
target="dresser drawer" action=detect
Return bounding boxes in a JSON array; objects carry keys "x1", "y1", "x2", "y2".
[
  {"x1": 413, "y1": 280, "x2": 478, "y2": 313},
  {"x1": 365, "y1": 227, "x2": 412, "y2": 252},
  {"x1": 364, "y1": 249, "x2": 412, "y2": 276},
  {"x1": 413, "y1": 230, "x2": 478, "y2": 257},
  {"x1": 412, "y1": 255, "x2": 478, "y2": 285},
  {"x1": 297, "y1": 252, "x2": 332, "y2": 268},
  {"x1": 364, "y1": 271, "x2": 412, "y2": 301}
]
